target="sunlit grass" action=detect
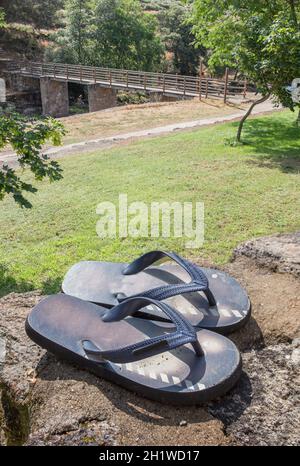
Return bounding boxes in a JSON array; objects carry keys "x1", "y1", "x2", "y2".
[{"x1": 0, "y1": 110, "x2": 299, "y2": 296}]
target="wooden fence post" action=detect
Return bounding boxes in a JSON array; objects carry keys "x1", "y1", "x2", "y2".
[
  {"x1": 199, "y1": 59, "x2": 203, "y2": 100},
  {"x1": 183, "y1": 76, "x2": 186, "y2": 96},
  {"x1": 243, "y1": 78, "x2": 247, "y2": 98},
  {"x1": 205, "y1": 79, "x2": 208, "y2": 98},
  {"x1": 109, "y1": 70, "x2": 112, "y2": 87},
  {"x1": 93, "y1": 67, "x2": 96, "y2": 84},
  {"x1": 126, "y1": 71, "x2": 129, "y2": 89},
  {"x1": 53, "y1": 64, "x2": 56, "y2": 78},
  {"x1": 223, "y1": 67, "x2": 229, "y2": 103},
  {"x1": 80, "y1": 65, "x2": 83, "y2": 82},
  {"x1": 144, "y1": 73, "x2": 147, "y2": 90},
  {"x1": 163, "y1": 74, "x2": 166, "y2": 94}
]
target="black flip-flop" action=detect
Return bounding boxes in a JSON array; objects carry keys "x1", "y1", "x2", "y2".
[
  {"x1": 26, "y1": 294, "x2": 242, "y2": 405},
  {"x1": 62, "y1": 251, "x2": 251, "y2": 334}
]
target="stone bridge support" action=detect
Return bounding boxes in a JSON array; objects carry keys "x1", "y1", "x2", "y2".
[
  {"x1": 2, "y1": 74, "x2": 42, "y2": 115},
  {"x1": 88, "y1": 85, "x2": 117, "y2": 112},
  {"x1": 6, "y1": 74, "x2": 41, "y2": 93},
  {"x1": 40, "y1": 77, "x2": 69, "y2": 117}
]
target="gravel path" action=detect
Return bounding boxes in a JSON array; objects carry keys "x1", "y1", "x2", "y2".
[{"x1": 0, "y1": 100, "x2": 280, "y2": 167}]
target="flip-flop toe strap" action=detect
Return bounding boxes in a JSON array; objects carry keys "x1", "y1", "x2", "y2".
[
  {"x1": 82, "y1": 297, "x2": 203, "y2": 364},
  {"x1": 122, "y1": 250, "x2": 216, "y2": 306}
]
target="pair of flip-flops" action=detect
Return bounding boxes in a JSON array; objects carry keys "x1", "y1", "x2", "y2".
[{"x1": 26, "y1": 250, "x2": 251, "y2": 405}]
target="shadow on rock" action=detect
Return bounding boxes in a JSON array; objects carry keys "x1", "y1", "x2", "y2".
[
  {"x1": 207, "y1": 370, "x2": 253, "y2": 427},
  {"x1": 230, "y1": 316, "x2": 265, "y2": 352},
  {"x1": 35, "y1": 347, "x2": 252, "y2": 429}
]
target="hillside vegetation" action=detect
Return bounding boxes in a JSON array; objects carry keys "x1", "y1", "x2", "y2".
[
  {"x1": 141, "y1": 0, "x2": 182, "y2": 12},
  {"x1": 0, "y1": 0, "x2": 200, "y2": 74}
]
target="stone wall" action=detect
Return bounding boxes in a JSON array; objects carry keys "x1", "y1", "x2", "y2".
[
  {"x1": 88, "y1": 85, "x2": 117, "y2": 112},
  {"x1": 1, "y1": 72, "x2": 42, "y2": 115}
]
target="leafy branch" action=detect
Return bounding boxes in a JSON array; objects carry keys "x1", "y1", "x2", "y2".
[{"x1": 0, "y1": 113, "x2": 65, "y2": 208}]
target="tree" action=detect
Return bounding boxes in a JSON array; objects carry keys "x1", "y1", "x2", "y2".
[
  {"x1": 1, "y1": 0, "x2": 64, "y2": 29},
  {"x1": 0, "y1": 113, "x2": 65, "y2": 208},
  {"x1": 0, "y1": 8, "x2": 5, "y2": 29},
  {"x1": 47, "y1": 0, "x2": 95, "y2": 65},
  {"x1": 192, "y1": 1, "x2": 300, "y2": 141},
  {"x1": 93, "y1": 0, "x2": 163, "y2": 70},
  {"x1": 49, "y1": 0, "x2": 164, "y2": 71},
  {"x1": 158, "y1": 2, "x2": 203, "y2": 75}
]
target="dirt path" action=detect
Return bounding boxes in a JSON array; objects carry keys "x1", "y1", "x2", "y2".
[{"x1": 0, "y1": 99, "x2": 281, "y2": 167}]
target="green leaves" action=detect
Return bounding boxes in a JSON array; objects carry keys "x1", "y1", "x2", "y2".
[
  {"x1": 48, "y1": 0, "x2": 164, "y2": 72},
  {"x1": 192, "y1": 1, "x2": 300, "y2": 94},
  {"x1": 158, "y1": 2, "x2": 201, "y2": 75},
  {"x1": 0, "y1": 8, "x2": 6, "y2": 29},
  {"x1": 1, "y1": 0, "x2": 64, "y2": 29},
  {"x1": 0, "y1": 113, "x2": 65, "y2": 208},
  {"x1": 191, "y1": 0, "x2": 300, "y2": 136}
]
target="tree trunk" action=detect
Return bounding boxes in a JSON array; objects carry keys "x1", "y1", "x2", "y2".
[
  {"x1": 296, "y1": 107, "x2": 300, "y2": 127},
  {"x1": 288, "y1": 0, "x2": 298, "y2": 27},
  {"x1": 236, "y1": 94, "x2": 271, "y2": 142}
]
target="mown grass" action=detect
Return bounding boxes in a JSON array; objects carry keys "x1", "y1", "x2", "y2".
[{"x1": 0, "y1": 110, "x2": 299, "y2": 297}]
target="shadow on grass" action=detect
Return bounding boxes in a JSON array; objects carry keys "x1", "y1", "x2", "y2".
[
  {"x1": 40, "y1": 276, "x2": 62, "y2": 295},
  {"x1": 233, "y1": 113, "x2": 300, "y2": 173},
  {"x1": 0, "y1": 264, "x2": 34, "y2": 298},
  {"x1": 0, "y1": 264, "x2": 62, "y2": 298}
]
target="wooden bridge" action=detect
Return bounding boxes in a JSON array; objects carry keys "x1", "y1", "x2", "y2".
[{"x1": 5, "y1": 60, "x2": 249, "y2": 117}]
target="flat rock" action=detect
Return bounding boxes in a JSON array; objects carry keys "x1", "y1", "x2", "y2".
[
  {"x1": 208, "y1": 343, "x2": 300, "y2": 446},
  {"x1": 234, "y1": 231, "x2": 300, "y2": 277},
  {"x1": 0, "y1": 292, "x2": 229, "y2": 446},
  {"x1": 0, "y1": 393, "x2": 5, "y2": 445},
  {"x1": 0, "y1": 249, "x2": 299, "y2": 446},
  {"x1": 223, "y1": 257, "x2": 300, "y2": 349}
]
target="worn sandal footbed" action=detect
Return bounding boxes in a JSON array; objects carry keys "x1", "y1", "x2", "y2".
[
  {"x1": 62, "y1": 250, "x2": 251, "y2": 334},
  {"x1": 26, "y1": 294, "x2": 242, "y2": 405}
]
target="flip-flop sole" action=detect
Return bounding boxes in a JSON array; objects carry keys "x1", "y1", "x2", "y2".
[
  {"x1": 26, "y1": 294, "x2": 242, "y2": 405},
  {"x1": 62, "y1": 261, "x2": 251, "y2": 334}
]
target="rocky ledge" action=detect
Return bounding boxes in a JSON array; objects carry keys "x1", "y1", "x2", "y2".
[
  {"x1": 234, "y1": 231, "x2": 300, "y2": 277},
  {"x1": 0, "y1": 232, "x2": 299, "y2": 446}
]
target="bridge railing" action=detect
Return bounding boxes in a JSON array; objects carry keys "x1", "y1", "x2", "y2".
[{"x1": 7, "y1": 61, "x2": 249, "y2": 101}]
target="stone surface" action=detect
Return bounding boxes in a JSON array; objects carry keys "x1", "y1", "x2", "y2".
[
  {"x1": 2, "y1": 73, "x2": 42, "y2": 115},
  {"x1": 0, "y1": 336, "x2": 5, "y2": 445},
  {"x1": 88, "y1": 85, "x2": 117, "y2": 112},
  {"x1": 0, "y1": 292, "x2": 229, "y2": 446},
  {"x1": 223, "y1": 257, "x2": 300, "y2": 350},
  {"x1": 0, "y1": 244, "x2": 299, "y2": 445},
  {"x1": 0, "y1": 392, "x2": 5, "y2": 445},
  {"x1": 40, "y1": 77, "x2": 69, "y2": 117},
  {"x1": 234, "y1": 231, "x2": 300, "y2": 277},
  {"x1": 6, "y1": 74, "x2": 41, "y2": 93},
  {"x1": 0, "y1": 78, "x2": 5, "y2": 103},
  {"x1": 291, "y1": 348, "x2": 300, "y2": 367},
  {"x1": 208, "y1": 344, "x2": 300, "y2": 446}
]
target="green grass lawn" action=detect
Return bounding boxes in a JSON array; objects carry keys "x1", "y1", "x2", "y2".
[{"x1": 0, "y1": 110, "x2": 299, "y2": 297}]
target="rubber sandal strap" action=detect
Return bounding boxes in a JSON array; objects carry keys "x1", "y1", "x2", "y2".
[
  {"x1": 82, "y1": 297, "x2": 203, "y2": 364},
  {"x1": 122, "y1": 250, "x2": 216, "y2": 306}
]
